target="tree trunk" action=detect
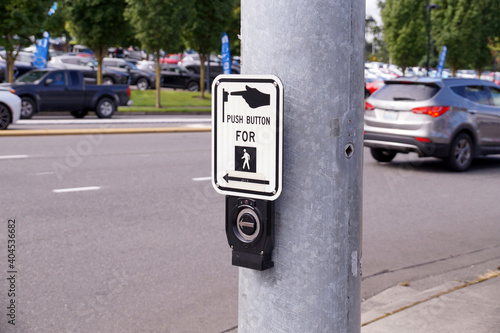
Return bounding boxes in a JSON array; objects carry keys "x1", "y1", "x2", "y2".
[
  {"x1": 199, "y1": 53, "x2": 206, "y2": 98},
  {"x1": 155, "y1": 50, "x2": 161, "y2": 108},
  {"x1": 95, "y1": 46, "x2": 106, "y2": 85},
  {"x1": 7, "y1": 51, "x2": 15, "y2": 83}
]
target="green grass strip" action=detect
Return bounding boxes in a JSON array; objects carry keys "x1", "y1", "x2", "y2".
[{"x1": 130, "y1": 90, "x2": 212, "y2": 107}]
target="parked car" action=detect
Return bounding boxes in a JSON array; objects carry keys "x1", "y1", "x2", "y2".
[
  {"x1": 4, "y1": 69, "x2": 131, "y2": 119},
  {"x1": 364, "y1": 77, "x2": 500, "y2": 171},
  {"x1": 0, "y1": 51, "x2": 36, "y2": 78},
  {"x1": 365, "y1": 79, "x2": 384, "y2": 98},
  {"x1": 160, "y1": 53, "x2": 181, "y2": 64},
  {"x1": 178, "y1": 54, "x2": 240, "y2": 79},
  {"x1": 161, "y1": 64, "x2": 203, "y2": 91},
  {"x1": 48, "y1": 55, "x2": 129, "y2": 85},
  {"x1": 136, "y1": 60, "x2": 157, "y2": 73},
  {"x1": 0, "y1": 88, "x2": 21, "y2": 130},
  {"x1": 102, "y1": 57, "x2": 156, "y2": 90},
  {"x1": 136, "y1": 61, "x2": 203, "y2": 91}
]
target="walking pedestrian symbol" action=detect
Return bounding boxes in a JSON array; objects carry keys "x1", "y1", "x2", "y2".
[{"x1": 235, "y1": 146, "x2": 256, "y2": 173}]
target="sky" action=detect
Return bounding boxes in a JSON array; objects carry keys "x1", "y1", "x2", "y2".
[{"x1": 365, "y1": 0, "x2": 381, "y2": 23}]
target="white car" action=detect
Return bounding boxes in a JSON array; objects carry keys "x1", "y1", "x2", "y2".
[{"x1": 0, "y1": 88, "x2": 21, "y2": 130}]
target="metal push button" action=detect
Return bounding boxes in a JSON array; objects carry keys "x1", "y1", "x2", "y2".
[{"x1": 236, "y1": 208, "x2": 260, "y2": 242}]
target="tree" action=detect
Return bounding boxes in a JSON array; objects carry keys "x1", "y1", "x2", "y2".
[
  {"x1": 125, "y1": 0, "x2": 188, "y2": 108},
  {"x1": 432, "y1": 0, "x2": 500, "y2": 76},
  {"x1": 226, "y1": 0, "x2": 241, "y2": 57},
  {"x1": 65, "y1": 0, "x2": 129, "y2": 84},
  {"x1": 0, "y1": 0, "x2": 53, "y2": 82},
  {"x1": 467, "y1": 0, "x2": 500, "y2": 74},
  {"x1": 381, "y1": 0, "x2": 427, "y2": 75},
  {"x1": 43, "y1": 4, "x2": 72, "y2": 53},
  {"x1": 183, "y1": 0, "x2": 235, "y2": 98}
]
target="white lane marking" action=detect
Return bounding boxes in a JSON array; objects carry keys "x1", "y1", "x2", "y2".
[
  {"x1": 53, "y1": 186, "x2": 101, "y2": 193},
  {"x1": 192, "y1": 177, "x2": 211, "y2": 181},
  {"x1": 0, "y1": 155, "x2": 29, "y2": 159},
  {"x1": 18, "y1": 118, "x2": 211, "y2": 125}
]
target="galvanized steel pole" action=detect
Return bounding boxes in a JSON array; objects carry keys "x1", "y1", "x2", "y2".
[{"x1": 239, "y1": 1, "x2": 364, "y2": 332}]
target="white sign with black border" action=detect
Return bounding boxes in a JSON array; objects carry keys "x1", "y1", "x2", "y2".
[{"x1": 212, "y1": 75, "x2": 283, "y2": 201}]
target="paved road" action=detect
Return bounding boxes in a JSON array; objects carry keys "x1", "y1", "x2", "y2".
[
  {"x1": 362, "y1": 150, "x2": 500, "y2": 299},
  {"x1": 1, "y1": 129, "x2": 499, "y2": 332},
  {"x1": 2, "y1": 132, "x2": 235, "y2": 333},
  {"x1": 9, "y1": 113, "x2": 211, "y2": 130}
]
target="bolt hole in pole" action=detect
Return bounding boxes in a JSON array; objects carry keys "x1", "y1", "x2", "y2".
[{"x1": 345, "y1": 143, "x2": 354, "y2": 158}]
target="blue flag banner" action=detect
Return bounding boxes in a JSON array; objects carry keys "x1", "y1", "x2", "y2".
[
  {"x1": 221, "y1": 33, "x2": 231, "y2": 74},
  {"x1": 33, "y1": 31, "x2": 50, "y2": 69},
  {"x1": 48, "y1": 2, "x2": 57, "y2": 16},
  {"x1": 436, "y1": 45, "x2": 447, "y2": 78}
]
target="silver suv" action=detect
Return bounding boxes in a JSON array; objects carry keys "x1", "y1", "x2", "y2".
[{"x1": 364, "y1": 77, "x2": 500, "y2": 171}]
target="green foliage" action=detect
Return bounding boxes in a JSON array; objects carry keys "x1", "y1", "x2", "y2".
[
  {"x1": 125, "y1": 0, "x2": 190, "y2": 107},
  {"x1": 0, "y1": 0, "x2": 54, "y2": 81},
  {"x1": 65, "y1": 0, "x2": 129, "y2": 83},
  {"x1": 432, "y1": 0, "x2": 500, "y2": 74},
  {"x1": 65, "y1": 0, "x2": 128, "y2": 51},
  {"x1": 183, "y1": 0, "x2": 235, "y2": 97},
  {"x1": 227, "y1": 0, "x2": 241, "y2": 56},
  {"x1": 125, "y1": 0, "x2": 187, "y2": 56},
  {"x1": 381, "y1": 0, "x2": 427, "y2": 72}
]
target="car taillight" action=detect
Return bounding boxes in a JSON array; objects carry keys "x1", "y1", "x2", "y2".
[
  {"x1": 365, "y1": 102, "x2": 375, "y2": 111},
  {"x1": 127, "y1": 86, "x2": 131, "y2": 97},
  {"x1": 415, "y1": 137, "x2": 432, "y2": 143},
  {"x1": 411, "y1": 106, "x2": 450, "y2": 118}
]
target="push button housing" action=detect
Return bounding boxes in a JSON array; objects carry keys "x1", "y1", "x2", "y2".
[{"x1": 226, "y1": 196, "x2": 274, "y2": 270}]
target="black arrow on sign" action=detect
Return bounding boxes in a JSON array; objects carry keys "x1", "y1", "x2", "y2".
[
  {"x1": 223, "y1": 173, "x2": 270, "y2": 185},
  {"x1": 231, "y1": 86, "x2": 270, "y2": 109}
]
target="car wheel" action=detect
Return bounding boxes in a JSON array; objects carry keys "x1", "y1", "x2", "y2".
[
  {"x1": 95, "y1": 98, "x2": 116, "y2": 118},
  {"x1": 0, "y1": 103, "x2": 12, "y2": 130},
  {"x1": 103, "y1": 76, "x2": 114, "y2": 85},
  {"x1": 136, "y1": 78, "x2": 149, "y2": 91},
  {"x1": 20, "y1": 97, "x2": 36, "y2": 119},
  {"x1": 187, "y1": 81, "x2": 200, "y2": 92},
  {"x1": 370, "y1": 148, "x2": 397, "y2": 163},
  {"x1": 445, "y1": 133, "x2": 473, "y2": 171},
  {"x1": 70, "y1": 110, "x2": 89, "y2": 119}
]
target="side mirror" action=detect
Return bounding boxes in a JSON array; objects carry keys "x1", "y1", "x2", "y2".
[{"x1": 45, "y1": 78, "x2": 54, "y2": 86}]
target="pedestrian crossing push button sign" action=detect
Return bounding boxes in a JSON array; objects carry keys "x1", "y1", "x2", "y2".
[{"x1": 212, "y1": 75, "x2": 283, "y2": 201}]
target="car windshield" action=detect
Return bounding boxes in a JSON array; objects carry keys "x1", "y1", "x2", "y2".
[
  {"x1": 15, "y1": 71, "x2": 48, "y2": 83},
  {"x1": 126, "y1": 61, "x2": 139, "y2": 70},
  {"x1": 373, "y1": 82, "x2": 440, "y2": 101},
  {"x1": 82, "y1": 59, "x2": 98, "y2": 67}
]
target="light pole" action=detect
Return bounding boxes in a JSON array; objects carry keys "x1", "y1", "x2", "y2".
[
  {"x1": 365, "y1": 17, "x2": 375, "y2": 61},
  {"x1": 426, "y1": 3, "x2": 439, "y2": 76}
]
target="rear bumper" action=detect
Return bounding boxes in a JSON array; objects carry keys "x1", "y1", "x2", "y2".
[{"x1": 364, "y1": 132, "x2": 450, "y2": 158}]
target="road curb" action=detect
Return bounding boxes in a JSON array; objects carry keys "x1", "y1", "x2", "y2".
[
  {"x1": 361, "y1": 267, "x2": 500, "y2": 328},
  {"x1": 0, "y1": 127, "x2": 211, "y2": 136}
]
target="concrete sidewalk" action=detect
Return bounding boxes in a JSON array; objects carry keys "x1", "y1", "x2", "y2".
[{"x1": 361, "y1": 267, "x2": 500, "y2": 333}]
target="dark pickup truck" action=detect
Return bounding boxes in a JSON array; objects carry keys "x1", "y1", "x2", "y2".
[{"x1": 3, "y1": 68, "x2": 131, "y2": 119}]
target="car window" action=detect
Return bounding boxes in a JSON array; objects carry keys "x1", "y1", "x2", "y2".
[
  {"x1": 461, "y1": 86, "x2": 490, "y2": 105},
  {"x1": 490, "y1": 87, "x2": 500, "y2": 107},
  {"x1": 69, "y1": 71, "x2": 80, "y2": 86},
  {"x1": 45, "y1": 72, "x2": 66, "y2": 86},
  {"x1": 125, "y1": 61, "x2": 139, "y2": 70},
  {"x1": 15, "y1": 71, "x2": 48, "y2": 83},
  {"x1": 61, "y1": 58, "x2": 79, "y2": 65},
  {"x1": 373, "y1": 82, "x2": 440, "y2": 101}
]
